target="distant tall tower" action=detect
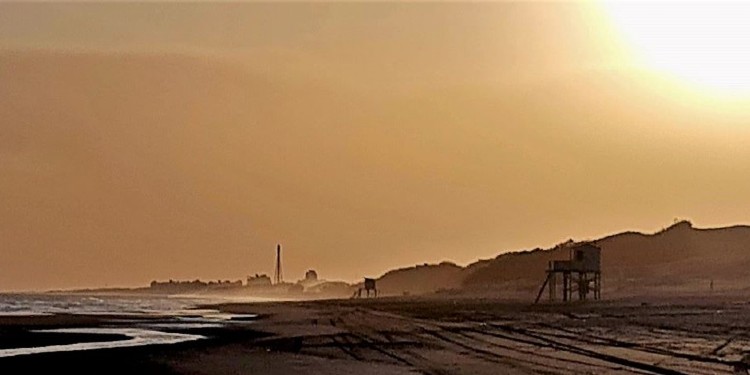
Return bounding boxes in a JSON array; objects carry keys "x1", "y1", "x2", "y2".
[{"x1": 274, "y1": 244, "x2": 283, "y2": 284}]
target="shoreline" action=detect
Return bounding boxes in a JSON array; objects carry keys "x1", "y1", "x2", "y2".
[{"x1": 0, "y1": 329, "x2": 130, "y2": 351}]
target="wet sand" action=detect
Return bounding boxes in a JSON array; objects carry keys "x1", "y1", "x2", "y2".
[{"x1": 1, "y1": 296, "x2": 749, "y2": 374}]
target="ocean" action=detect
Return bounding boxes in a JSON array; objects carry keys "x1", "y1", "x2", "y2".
[
  {"x1": 0, "y1": 293, "x2": 262, "y2": 358},
  {"x1": 0, "y1": 293, "x2": 211, "y2": 316}
]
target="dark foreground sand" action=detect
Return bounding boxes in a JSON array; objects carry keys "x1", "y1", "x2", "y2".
[{"x1": 2, "y1": 296, "x2": 750, "y2": 374}]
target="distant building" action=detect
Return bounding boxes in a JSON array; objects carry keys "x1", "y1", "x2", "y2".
[
  {"x1": 207, "y1": 280, "x2": 243, "y2": 289},
  {"x1": 247, "y1": 274, "x2": 272, "y2": 287},
  {"x1": 296, "y1": 269, "x2": 321, "y2": 291},
  {"x1": 305, "y1": 269, "x2": 318, "y2": 281},
  {"x1": 149, "y1": 279, "x2": 209, "y2": 293}
]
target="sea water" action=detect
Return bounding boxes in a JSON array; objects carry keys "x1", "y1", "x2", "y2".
[
  {"x1": 0, "y1": 293, "x2": 261, "y2": 357},
  {"x1": 0, "y1": 293, "x2": 210, "y2": 316}
]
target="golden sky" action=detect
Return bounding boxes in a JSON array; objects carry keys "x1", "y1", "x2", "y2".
[{"x1": 2, "y1": 2, "x2": 750, "y2": 291}]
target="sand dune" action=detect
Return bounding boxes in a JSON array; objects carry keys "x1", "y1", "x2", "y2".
[{"x1": 377, "y1": 221, "x2": 750, "y2": 299}]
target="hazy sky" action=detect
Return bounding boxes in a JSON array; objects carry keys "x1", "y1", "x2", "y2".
[{"x1": 2, "y1": 2, "x2": 750, "y2": 291}]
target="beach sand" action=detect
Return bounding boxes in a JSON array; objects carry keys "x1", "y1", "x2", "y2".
[{"x1": 1, "y1": 296, "x2": 748, "y2": 374}]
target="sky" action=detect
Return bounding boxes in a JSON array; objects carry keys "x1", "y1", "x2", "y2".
[{"x1": 2, "y1": 2, "x2": 750, "y2": 291}]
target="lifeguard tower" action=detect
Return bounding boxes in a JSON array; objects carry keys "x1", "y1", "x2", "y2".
[
  {"x1": 535, "y1": 243, "x2": 601, "y2": 303},
  {"x1": 353, "y1": 278, "x2": 378, "y2": 298}
]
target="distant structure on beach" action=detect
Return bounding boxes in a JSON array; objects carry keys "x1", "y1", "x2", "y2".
[
  {"x1": 274, "y1": 243, "x2": 283, "y2": 285},
  {"x1": 353, "y1": 277, "x2": 378, "y2": 298},
  {"x1": 535, "y1": 243, "x2": 601, "y2": 303}
]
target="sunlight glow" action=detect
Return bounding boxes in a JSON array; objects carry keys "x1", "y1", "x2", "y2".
[{"x1": 603, "y1": 2, "x2": 750, "y2": 96}]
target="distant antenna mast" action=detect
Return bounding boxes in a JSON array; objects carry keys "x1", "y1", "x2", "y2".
[{"x1": 274, "y1": 244, "x2": 283, "y2": 284}]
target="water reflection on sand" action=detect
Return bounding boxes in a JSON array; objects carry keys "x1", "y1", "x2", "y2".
[{"x1": 0, "y1": 328, "x2": 204, "y2": 358}]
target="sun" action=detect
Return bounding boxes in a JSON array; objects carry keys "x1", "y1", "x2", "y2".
[{"x1": 602, "y1": 2, "x2": 750, "y2": 96}]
